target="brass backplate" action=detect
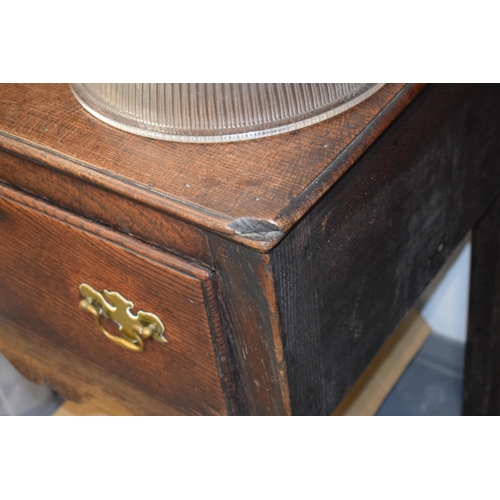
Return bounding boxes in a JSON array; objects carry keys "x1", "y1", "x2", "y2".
[{"x1": 79, "y1": 283, "x2": 167, "y2": 353}]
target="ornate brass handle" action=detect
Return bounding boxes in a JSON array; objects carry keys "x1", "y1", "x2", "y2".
[{"x1": 79, "y1": 283, "x2": 167, "y2": 353}]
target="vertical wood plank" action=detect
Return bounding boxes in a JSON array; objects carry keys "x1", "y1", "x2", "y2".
[
  {"x1": 463, "y1": 194, "x2": 500, "y2": 415},
  {"x1": 209, "y1": 236, "x2": 291, "y2": 415}
]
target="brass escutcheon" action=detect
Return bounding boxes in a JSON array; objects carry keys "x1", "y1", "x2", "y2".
[{"x1": 79, "y1": 283, "x2": 167, "y2": 353}]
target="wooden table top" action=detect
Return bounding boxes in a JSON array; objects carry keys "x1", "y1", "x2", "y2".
[{"x1": 0, "y1": 83, "x2": 424, "y2": 249}]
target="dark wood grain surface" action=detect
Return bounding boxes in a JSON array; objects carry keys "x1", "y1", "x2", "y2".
[
  {"x1": 2, "y1": 83, "x2": 498, "y2": 416},
  {"x1": 0, "y1": 320, "x2": 186, "y2": 415},
  {"x1": 463, "y1": 194, "x2": 500, "y2": 415},
  {"x1": 209, "y1": 235, "x2": 291, "y2": 415},
  {"x1": 0, "y1": 183, "x2": 230, "y2": 415},
  {"x1": 272, "y1": 84, "x2": 500, "y2": 415},
  {"x1": 0, "y1": 84, "x2": 424, "y2": 250},
  {"x1": 0, "y1": 149, "x2": 213, "y2": 267}
]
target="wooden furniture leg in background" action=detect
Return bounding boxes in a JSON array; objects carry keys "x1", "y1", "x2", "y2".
[
  {"x1": 463, "y1": 194, "x2": 500, "y2": 415},
  {"x1": 332, "y1": 309, "x2": 431, "y2": 416}
]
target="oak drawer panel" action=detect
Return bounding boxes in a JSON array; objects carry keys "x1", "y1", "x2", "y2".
[{"x1": 0, "y1": 184, "x2": 228, "y2": 415}]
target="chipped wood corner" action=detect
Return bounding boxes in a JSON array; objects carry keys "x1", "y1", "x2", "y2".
[{"x1": 227, "y1": 217, "x2": 286, "y2": 245}]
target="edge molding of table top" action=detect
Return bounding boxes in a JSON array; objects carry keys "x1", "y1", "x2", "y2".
[{"x1": 0, "y1": 83, "x2": 425, "y2": 251}]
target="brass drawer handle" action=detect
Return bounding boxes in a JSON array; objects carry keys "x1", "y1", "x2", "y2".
[{"x1": 79, "y1": 283, "x2": 167, "y2": 353}]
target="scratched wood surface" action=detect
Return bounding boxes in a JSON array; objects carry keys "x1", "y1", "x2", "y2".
[
  {"x1": 273, "y1": 84, "x2": 500, "y2": 415},
  {"x1": 0, "y1": 149, "x2": 213, "y2": 267},
  {"x1": 0, "y1": 84, "x2": 424, "y2": 250},
  {"x1": 6, "y1": 83, "x2": 495, "y2": 417},
  {"x1": 0, "y1": 183, "x2": 232, "y2": 415},
  {"x1": 209, "y1": 235, "x2": 291, "y2": 415}
]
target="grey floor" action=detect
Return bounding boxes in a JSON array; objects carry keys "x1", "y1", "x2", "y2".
[
  {"x1": 0, "y1": 353, "x2": 63, "y2": 416},
  {"x1": 0, "y1": 332, "x2": 465, "y2": 416},
  {"x1": 376, "y1": 333, "x2": 465, "y2": 416}
]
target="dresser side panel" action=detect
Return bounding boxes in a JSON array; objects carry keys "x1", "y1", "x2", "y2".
[{"x1": 272, "y1": 84, "x2": 500, "y2": 415}]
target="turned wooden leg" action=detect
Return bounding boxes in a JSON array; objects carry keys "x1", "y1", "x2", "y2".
[{"x1": 463, "y1": 194, "x2": 500, "y2": 415}]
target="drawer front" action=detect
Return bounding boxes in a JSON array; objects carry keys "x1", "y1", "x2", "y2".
[{"x1": 0, "y1": 184, "x2": 229, "y2": 415}]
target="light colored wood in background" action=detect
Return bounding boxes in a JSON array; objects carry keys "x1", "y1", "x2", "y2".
[
  {"x1": 332, "y1": 308, "x2": 432, "y2": 416},
  {"x1": 54, "y1": 398, "x2": 134, "y2": 416}
]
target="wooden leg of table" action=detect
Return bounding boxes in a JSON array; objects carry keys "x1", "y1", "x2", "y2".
[{"x1": 463, "y1": 194, "x2": 500, "y2": 415}]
